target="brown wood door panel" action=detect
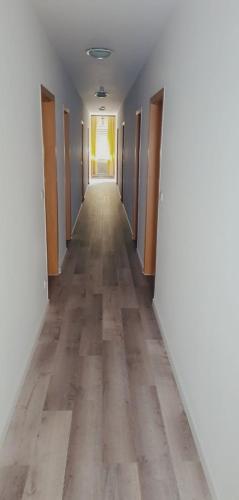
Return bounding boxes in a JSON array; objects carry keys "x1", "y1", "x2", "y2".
[
  {"x1": 41, "y1": 86, "x2": 59, "y2": 276},
  {"x1": 121, "y1": 123, "x2": 125, "y2": 201},
  {"x1": 144, "y1": 90, "x2": 164, "y2": 276},
  {"x1": 132, "y1": 111, "x2": 141, "y2": 242},
  {"x1": 64, "y1": 110, "x2": 71, "y2": 241},
  {"x1": 81, "y1": 122, "x2": 84, "y2": 202},
  {"x1": 116, "y1": 128, "x2": 119, "y2": 185},
  {"x1": 87, "y1": 128, "x2": 90, "y2": 186}
]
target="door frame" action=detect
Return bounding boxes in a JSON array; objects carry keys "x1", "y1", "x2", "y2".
[
  {"x1": 116, "y1": 127, "x2": 119, "y2": 185},
  {"x1": 81, "y1": 120, "x2": 84, "y2": 201},
  {"x1": 144, "y1": 88, "x2": 164, "y2": 275},
  {"x1": 41, "y1": 85, "x2": 59, "y2": 276},
  {"x1": 121, "y1": 122, "x2": 125, "y2": 201},
  {"x1": 132, "y1": 110, "x2": 142, "y2": 242},
  {"x1": 87, "y1": 127, "x2": 90, "y2": 185},
  {"x1": 64, "y1": 108, "x2": 72, "y2": 241}
]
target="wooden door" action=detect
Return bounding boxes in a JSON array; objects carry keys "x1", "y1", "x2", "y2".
[
  {"x1": 64, "y1": 110, "x2": 71, "y2": 241},
  {"x1": 41, "y1": 86, "x2": 59, "y2": 276},
  {"x1": 132, "y1": 111, "x2": 141, "y2": 242},
  {"x1": 144, "y1": 89, "x2": 164, "y2": 275},
  {"x1": 81, "y1": 122, "x2": 84, "y2": 201},
  {"x1": 121, "y1": 123, "x2": 125, "y2": 201},
  {"x1": 88, "y1": 128, "x2": 90, "y2": 185},
  {"x1": 116, "y1": 128, "x2": 119, "y2": 184}
]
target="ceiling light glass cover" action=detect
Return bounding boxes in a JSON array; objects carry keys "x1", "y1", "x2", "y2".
[
  {"x1": 86, "y1": 48, "x2": 113, "y2": 60},
  {"x1": 94, "y1": 86, "x2": 109, "y2": 98},
  {"x1": 99, "y1": 106, "x2": 105, "y2": 111}
]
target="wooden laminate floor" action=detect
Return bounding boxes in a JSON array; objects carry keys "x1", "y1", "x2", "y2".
[{"x1": 0, "y1": 183, "x2": 211, "y2": 499}]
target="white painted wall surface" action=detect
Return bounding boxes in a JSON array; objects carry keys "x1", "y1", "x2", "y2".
[
  {"x1": 122, "y1": 1, "x2": 239, "y2": 498},
  {"x1": 0, "y1": 0, "x2": 82, "y2": 440}
]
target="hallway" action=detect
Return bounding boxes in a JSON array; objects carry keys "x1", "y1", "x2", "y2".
[{"x1": 0, "y1": 183, "x2": 210, "y2": 499}]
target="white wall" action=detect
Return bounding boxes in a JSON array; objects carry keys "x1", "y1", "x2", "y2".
[
  {"x1": 121, "y1": 1, "x2": 239, "y2": 498},
  {"x1": 0, "y1": 0, "x2": 83, "y2": 440}
]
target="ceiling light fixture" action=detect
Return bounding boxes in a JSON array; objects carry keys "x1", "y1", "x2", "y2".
[
  {"x1": 94, "y1": 86, "x2": 109, "y2": 98},
  {"x1": 99, "y1": 106, "x2": 105, "y2": 111},
  {"x1": 86, "y1": 48, "x2": 113, "y2": 60}
]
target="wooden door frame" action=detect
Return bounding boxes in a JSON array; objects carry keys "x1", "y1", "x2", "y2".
[
  {"x1": 41, "y1": 85, "x2": 59, "y2": 276},
  {"x1": 132, "y1": 110, "x2": 142, "y2": 241},
  {"x1": 121, "y1": 122, "x2": 125, "y2": 201},
  {"x1": 144, "y1": 88, "x2": 164, "y2": 275},
  {"x1": 87, "y1": 127, "x2": 90, "y2": 185},
  {"x1": 116, "y1": 128, "x2": 119, "y2": 184},
  {"x1": 81, "y1": 120, "x2": 84, "y2": 201},
  {"x1": 64, "y1": 108, "x2": 72, "y2": 241}
]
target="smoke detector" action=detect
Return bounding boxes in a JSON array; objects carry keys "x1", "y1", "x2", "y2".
[{"x1": 86, "y1": 48, "x2": 113, "y2": 60}]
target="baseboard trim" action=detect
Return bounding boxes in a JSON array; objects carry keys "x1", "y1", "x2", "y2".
[
  {"x1": 59, "y1": 248, "x2": 69, "y2": 275},
  {"x1": 71, "y1": 200, "x2": 84, "y2": 236},
  {"x1": 152, "y1": 299, "x2": 217, "y2": 500},
  {"x1": 116, "y1": 184, "x2": 121, "y2": 199},
  {"x1": 136, "y1": 247, "x2": 153, "y2": 277},
  {"x1": 136, "y1": 247, "x2": 144, "y2": 272},
  {"x1": 83, "y1": 183, "x2": 89, "y2": 200},
  {"x1": 0, "y1": 300, "x2": 49, "y2": 448},
  {"x1": 59, "y1": 202, "x2": 83, "y2": 274},
  {"x1": 121, "y1": 208, "x2": 145, "y2": 276},
  {"x1": 122, "y1": 203, "x2": 133, "y2": 237},
  {"x1": 72, "y1": 202, "x2": 83, "y2": 235}
]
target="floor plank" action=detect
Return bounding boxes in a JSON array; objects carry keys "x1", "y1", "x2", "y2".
[
  {"x1": 0, "y1": 465, "x2": 28, "y2": 500},
  {"x1": 103, "y1": 463, "x2": 142, "y2": 500},
  {"x1": 64, "y1": 462, "x2": 103, "y2": 500},
  {"x1": 63, "y1": 386, "x2": 103, "y2": 496},
  {"x1": 79, "y1": 294, "x2": 103, "y2": 356},
  {"x1": 122, "y1": 308, "x2": 154, "y2": 386},
  {"x1": 138, "y1": 458, "x2": 180, "y2": 500},
  {"x1": 22, "y1": 411, "x2": 72, "y2": 500},
  {"x1": 102, "y1": 286, "x2": 123, "y2": 340},
  {"x1": 0, "y1": 374, "x2": 50, "y2": 467},
  {"x1": 103, "y1": 340, "x2": 136, "y2": 464}
]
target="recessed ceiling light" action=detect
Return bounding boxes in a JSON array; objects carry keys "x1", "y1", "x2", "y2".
[
  {"x1": 86, "y1": 48, "x2": 113, "y2": 60},
  {"x1": 99, "y1": 106, "x2": 105, "y2": 111},
  {"x1": 94, "y1": 86, "x2": 109, "y2": 98}
]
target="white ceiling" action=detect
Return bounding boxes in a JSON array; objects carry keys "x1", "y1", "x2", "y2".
[{"x1": 33, "y1": 0, "x2": 176, "y2": 113}]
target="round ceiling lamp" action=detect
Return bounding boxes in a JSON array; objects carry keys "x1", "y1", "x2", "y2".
[
  {"x1": 86, "y1": 48, "x2": 113, "y2": 60},
  {"x1": 94, "y1": 86, "x2": 109, "y2": 98},
  {"x1": 99, "y1": 106, "x2": 106, "y2": 111}
]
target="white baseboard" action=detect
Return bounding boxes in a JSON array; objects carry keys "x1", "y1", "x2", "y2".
[
  {"x1": 0, "y1": 300, "x2": 49, "y2": 447},
  {"x1": 136, "y1": 247, "x2": 144, "y2": 272},
  {"x1": 72, "y1": 202, "x2": 83, "y2": 235},
  {"x1": 59, "y1": 248, "x2": 68, "y2": 274},
  {"x1": 122, "y1": 203, "x2": 133, "y2": 236},
  {"x1": 152, "y1": 299, "x2": 217, "y2": 500},
  {"x1": 83, "y1": 183, "x2": 89, "y2": 199},
  {"x1": 121, "y1": 208, "x2": 145, "y2": 275},
  {"x1": 117, "y1": 184, "x2": 121, "y2": 199},
  {"x1": 59, "y1": 202, "x2": 83, "y2": 274}
]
